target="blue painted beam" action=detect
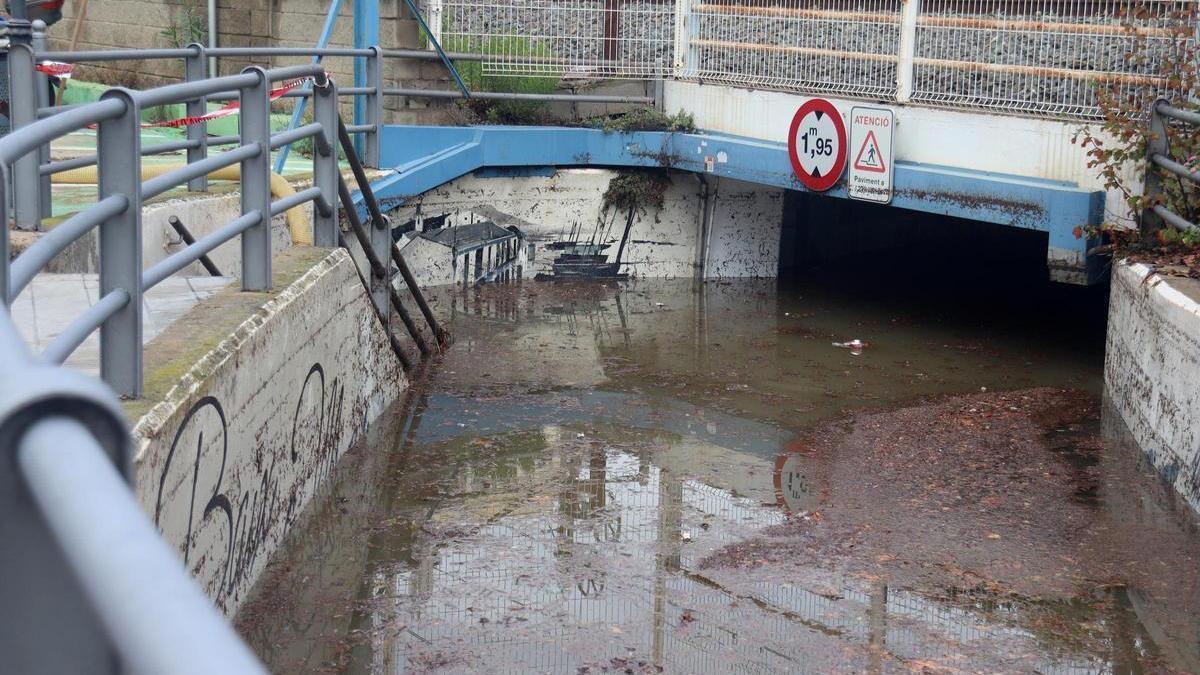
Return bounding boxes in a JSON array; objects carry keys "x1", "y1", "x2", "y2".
[
  {"x1": 373, "y1": 124, "x2": 1104, "y2": 279},
  {"x1": 352, "y1": 0, "x2": 379, "y2": 158}
]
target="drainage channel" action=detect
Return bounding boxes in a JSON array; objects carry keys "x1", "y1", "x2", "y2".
[{"x1": 236, "y1": 274, "x2": 1200, "y2": 674}]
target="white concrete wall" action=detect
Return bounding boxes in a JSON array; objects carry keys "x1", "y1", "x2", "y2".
[
  {"x1": 144, "y1": 193, "x2": 294, "y2": 279},
  {"x1": 390, "y1": 169, "x2": 783, "y2": 281},
  {"x1": 1105, "y1": 262, "x2": 1200, "y2": 514},
  {"x1": 131, "y1": 248, "x2": 407, "y2": 615},
  {"x1": 47, "y1": 191, "x2": 294, "y2": 279}
]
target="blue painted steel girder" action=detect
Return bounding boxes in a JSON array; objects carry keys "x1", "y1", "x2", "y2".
[{"x1": 370, "y1": 125, "x2": 1104, "y2": 281}]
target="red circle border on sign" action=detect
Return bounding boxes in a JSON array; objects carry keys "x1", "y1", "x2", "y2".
[{"x1": 787, "y1": 98, "x2": 847, "y2": 192}]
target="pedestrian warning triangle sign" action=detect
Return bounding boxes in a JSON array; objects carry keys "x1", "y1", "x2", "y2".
[{"x1": 853, "y1": 130, "x2": 886, "y2": 173}]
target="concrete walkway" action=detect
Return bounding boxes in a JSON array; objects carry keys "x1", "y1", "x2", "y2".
[{"x1": 9, "y1": 273, "x2": 232, "y2": 374}]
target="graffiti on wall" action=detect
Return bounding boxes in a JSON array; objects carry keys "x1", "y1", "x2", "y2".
[{"x1": 154, "y1": 362, "x2": 346, "y2": 609}]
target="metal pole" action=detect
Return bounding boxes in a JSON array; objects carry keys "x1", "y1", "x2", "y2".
[
  {"x1": 96, "y1": 89, "x2": 143, "y2": 398},
  {"x1": 272, "y1": 0, "x2": 346, "y2": 175},
  {"x1": 896, "y1": 0, "x2": 920, "y2": 102},
  {"x1": 336, "y1": 174, "x2": 390, "y2": 322},
  {"x1": 364, "y1": 45, "x2": 383, "y2": 168},
  {"x1": 1142, "y1": 99, "x2": 1169, "y2": 242},
  {"x1": 207, "y1": 0, "x2": 218, "y2": 75},
  {"x1": 239, "y1": 67, "x2": 272, "y2": 291},
  {"x1": 311, "y1": 79, "x2": 339, "y2": 247},
  {"x1": 353, "y1": 0, "x2": 380, "y2": 158},
  {"x1": 33, "y1": 21, "x2": 53, "y2": 221},
  {"x1": 673, "y1": 0, "x2": 689, "y2": 78},
  {"x1": 185, "y1": 44, "x2": 209, "y2": 192},
  {"x1": 9, "y1": 44, "x2": 43, "y2": 230},
  {"x1": 167, "y1": 217, "x2": 222, "y2": 275},
  {"x1": 0, "y1": 172, "x2": 9, "y2": 305},
  {"x1": 337, "y1": 231, "x2": 413, "y2": 372}
]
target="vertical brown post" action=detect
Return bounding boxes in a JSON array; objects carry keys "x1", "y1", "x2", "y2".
[{"x1": 603, "y1": 0, "x2": 622, "y2": 65}]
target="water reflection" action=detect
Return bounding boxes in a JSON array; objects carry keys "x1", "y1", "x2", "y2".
[{"x1": 241, "y1": 280, "x2": 1199, "y2": 673}]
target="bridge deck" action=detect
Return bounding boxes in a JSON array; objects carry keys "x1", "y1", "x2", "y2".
[{"x1": 371, "y1": 124, "x2": 1104, "y2": 283}]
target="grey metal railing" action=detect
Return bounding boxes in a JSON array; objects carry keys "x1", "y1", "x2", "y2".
[
  {"x1": 0, "y1": 58, "x2": 349, "y2": 673},
  {"x1": 1143, "y1": 99, "x2": 1200, "y2": 238},
  {"x1": 10, "y1": 39, "x2": 651, "y2": 232}
]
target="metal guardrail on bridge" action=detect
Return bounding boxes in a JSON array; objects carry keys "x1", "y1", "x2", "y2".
[
  {"x1": 1144, "y1": 98, "x2": 1200, "y2": 236},
  {"x1": 432, "y1": 0, "x2": 1196, "y2": 120}
]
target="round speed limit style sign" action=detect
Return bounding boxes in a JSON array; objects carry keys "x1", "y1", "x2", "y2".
[{"x1": 787, "y1": 98, "x2": 847, "y2": 192}]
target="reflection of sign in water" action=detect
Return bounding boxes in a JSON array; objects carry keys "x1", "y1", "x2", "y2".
[{"x1": 774, "y1": 451, "x2": 816, "y2": 514}]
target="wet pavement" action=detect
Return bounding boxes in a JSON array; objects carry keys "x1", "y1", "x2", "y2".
[{"x1": 238, "y1": 277, "x2": 1200, "y2": 674}]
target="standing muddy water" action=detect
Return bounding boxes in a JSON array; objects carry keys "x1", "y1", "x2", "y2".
[{"x1": 238, "y1": 272, "x2": 1200, "y2": 673}]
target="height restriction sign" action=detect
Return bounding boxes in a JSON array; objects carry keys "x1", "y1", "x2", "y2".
[
  {"x1": 787, "y1": 98, "x2": 847, "y2": 192},
  {"x1": 848, "y1": 106, "x2": 894, "y2": 203}
]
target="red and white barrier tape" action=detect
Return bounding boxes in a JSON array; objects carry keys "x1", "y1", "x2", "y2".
[
  {"x1": 37, "y1": 61, "x2": 74, "y2": 79},
  {"x1": 142, "y1": 77, "x2": 311, "y2": 128}
]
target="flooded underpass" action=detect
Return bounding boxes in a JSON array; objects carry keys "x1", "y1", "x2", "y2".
[{"x1": 238, "y1": 262, "x2": 1200, "y2": 673}]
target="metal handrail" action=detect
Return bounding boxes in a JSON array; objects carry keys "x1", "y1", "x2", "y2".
[
  {"x1": 1143, "y1": 99, "x2": 1200, "y2": 236},
  {"x1": 16, "y1": 416, "x2": 268, "y2": 675},
  {"x1": 0, "y1": 64, "x2": 348, "y2": 674}
]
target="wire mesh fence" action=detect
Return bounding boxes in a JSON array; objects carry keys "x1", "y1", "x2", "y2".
[
  {"x1": 431, "y1": 0, "x2": 1196, "y2": 120},
  {"x1": 687, "y1": 0, "x2": 903, "y2": 100},
  {"x1": 910, "y1": 0, "x2": 1198, "y2": 118},
  {"x1": 438, "y1": 0, "x2": 676, "y2": 79}
]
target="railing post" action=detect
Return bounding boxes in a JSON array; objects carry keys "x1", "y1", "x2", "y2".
[
  {"x1": 1, "y1": 169, "x2": 9, "y2": 305},
  {"x1": 364, "y1": 46, "x2": 384, "y2": 168},
  {"x1": 896, "y1": 0, "x2": 920, "y2": 102},
  {"x1": 311, "y1": 78, "x2": 339, "y2": 247},
  {"x1": 1141, "y1": 99, "x2": 1168, "y2": 242},
  {"x1": 672, "y1": 0, "x2": 690, "y2": 79},
  {"x1": 0, "y1": 361, "x2": 131, "y2": 673},
  {"x1": 97, "y1": 89, "x2": 144, "y2": 398},
  {"x1": 185, "y1": 43, "x2": 209, "y2": 192},
  {"x1": 32, "y1": 21, "x2": 53, "y2": 222},
  {"x1": 9, "y1": 44, "x2": 42, "y2": 230},
  {"x1": 240, "y1": 67, "x2": 273, "y2": 291},
  {"x1": 428, "y1": 0, "x2": 443, "y2": 48}
]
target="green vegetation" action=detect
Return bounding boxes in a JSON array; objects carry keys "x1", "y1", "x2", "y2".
[
  {"x1": 1074, "y1": 1, "x2": 1199, "y2": 273},
  {"x1": 441, "y1": 36, "x2": 562, "y2": 124},
  {"x1": 603, "y1": 169, "x2": 671, "y2": 213},
  {"x1": 161, "y1": 1, "x2": 207, "y2": 48},
  {"x1": 592, "y1": 107, "x2": 695, "y2": 134}
]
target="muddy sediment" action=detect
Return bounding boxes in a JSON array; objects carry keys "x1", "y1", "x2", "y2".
[{"x1": 238, "y1": 280, "x2": 1200, "y2": 674}]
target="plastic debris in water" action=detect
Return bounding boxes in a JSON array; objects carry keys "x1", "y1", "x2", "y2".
[{"x1": 832, "y1": 339, "x2": 868, "y2": 356}]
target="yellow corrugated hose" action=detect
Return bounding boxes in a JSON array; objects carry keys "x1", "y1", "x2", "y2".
[{"x1": 50, "y1": 164, "x2": 313, "y2": 246}]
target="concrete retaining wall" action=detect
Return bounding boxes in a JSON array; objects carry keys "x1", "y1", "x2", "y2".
[
  {"x1": 129, "y1": 247, "x2": 406, "y2": 614},
  {"x1": 46, "y1": 189, "x2": 293, "y2": 279},
  {"x1": 1105, "y1": 261, "x2": 1200, "y2": 514},
  {"x1": 390, "y1": 168, "x2": 783, "y2": 281}
]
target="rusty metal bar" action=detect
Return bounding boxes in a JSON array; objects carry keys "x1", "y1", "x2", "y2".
[
  {"x1": 337, "y1": 232, "x2": 413, "y2": 372},
  {"x1": 336, "y1": 175, "x2": 389, "y2": 280},
  {"x1": 691, "y1": 38, "x2": 1172, "y2": 85},
  {"x1": 336, "y1": 118, "x2": 448, "y2": 348},
  {"x1": 695, "y1": 3, "x2": 1178, "y2": 36},
  {"x1": 390, "y1": 288, "x2": 431, "y2": 356},
  {"x1": 167, "y1": 216, "x2": 222, "y2": 277}
]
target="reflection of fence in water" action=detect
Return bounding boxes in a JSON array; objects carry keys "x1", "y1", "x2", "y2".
[{"x1": 363, "y1": 447, "x2": 1118, "y2": 672}]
